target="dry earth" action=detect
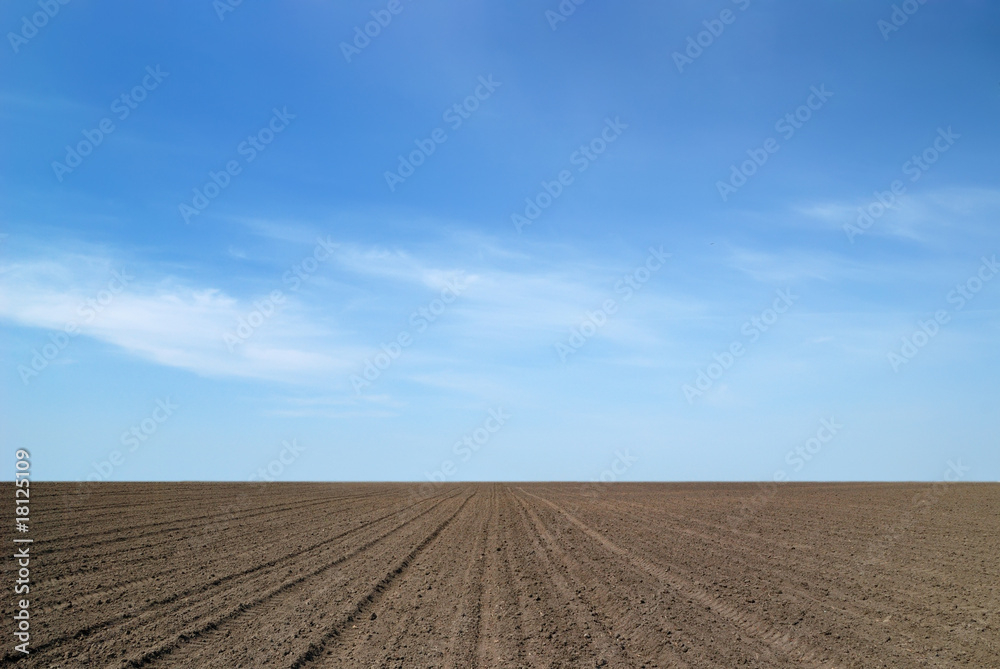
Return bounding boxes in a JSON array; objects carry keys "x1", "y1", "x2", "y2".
[{"x1": 2, "y1": 482, "x2": 997, "y2": 668}]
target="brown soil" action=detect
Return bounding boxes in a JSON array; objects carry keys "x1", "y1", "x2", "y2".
[{"x1": 3, "y1": 482, "x2": 997, "y2": 668}]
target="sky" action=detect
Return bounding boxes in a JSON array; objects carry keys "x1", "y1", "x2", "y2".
[{"x1": 1, "y1": 0, "x2": 998, "y2": 482}]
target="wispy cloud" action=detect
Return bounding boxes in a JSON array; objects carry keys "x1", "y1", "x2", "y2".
[
  {"x1": 6, "y1": 219, "x2": 993, "y2": 405},
  {"x1": 798, "y1": 186, "x2": 1000, "y2": 245},
  {"x1": 0, "y1": 254, "x2": 362, "y2": 384},
  {"x1": 0, "y1": 234, "x2": 701, "y2": 391}
]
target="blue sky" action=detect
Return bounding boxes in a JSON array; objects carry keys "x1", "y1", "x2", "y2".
[{"x1": 2, "y1": 1, "x2": 998, "y2": 482}]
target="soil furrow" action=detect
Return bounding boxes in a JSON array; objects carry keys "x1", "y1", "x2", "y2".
[
  {"x1": 520, "y1": 487, "x2": 842, "y2": 668},
  {"x1": 287, "y1": 491, "x2": 474, "y2": 668},
  {"x1": 7, "y1": 481, "x2": 995, "y2": 668}
]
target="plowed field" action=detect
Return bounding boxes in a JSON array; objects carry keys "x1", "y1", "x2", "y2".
[{"x1": 3, "y1": 482, "x2": 997, "y2": 668}]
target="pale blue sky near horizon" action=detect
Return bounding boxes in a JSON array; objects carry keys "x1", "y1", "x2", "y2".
[{"x1": 1, "y1": 1, "x2": 998, "y2": 482}]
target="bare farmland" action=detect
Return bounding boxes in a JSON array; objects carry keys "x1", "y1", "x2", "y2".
[{"x1": 3, "y1": 482, "x2": 997, "y2": 667}]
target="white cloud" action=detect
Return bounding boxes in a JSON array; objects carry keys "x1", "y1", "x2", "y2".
[
  {"x1": 798, "y1": 186, "x2": 1000, "y2": 245},
  {"x1": 0, "y1": 255, "x2": 362, "y2": 385},
  {"x1": 14, "y1": 228, "x2": 977, "y2": 401},
  {"x1": 0, "y1": 233, "x2": 707, "y2": 395}
]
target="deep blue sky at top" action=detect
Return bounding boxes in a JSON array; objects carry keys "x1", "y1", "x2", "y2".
[{"x1": 1, "y1": 1, "x2": 998, "y2": 481}]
